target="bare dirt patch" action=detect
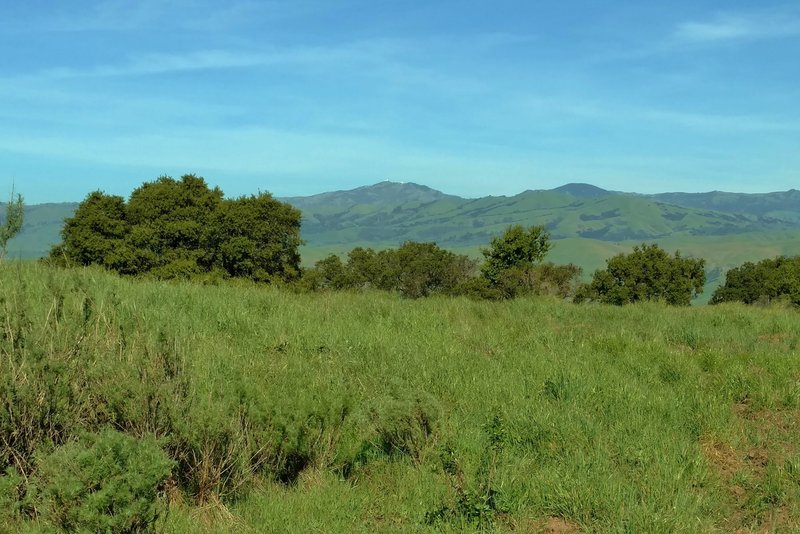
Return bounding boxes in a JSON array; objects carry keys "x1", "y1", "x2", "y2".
[
  {"x1": 700, "y1": 436, "x2": 743, "y2": 481},
  {"x1": 701, "y1": 404, "x2": 800, "y2": 531},
  {"x1": 758, "y1": 333, "x2": 787, "y2": 346},
  {"x1": 500, "y1": 515, "x2": 581, "y2": 533},
  {"x1": 539, "y1": 517, "x2": 582, "y2": 533}
]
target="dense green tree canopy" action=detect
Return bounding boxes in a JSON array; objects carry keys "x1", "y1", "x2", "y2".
[
  {"x1": 302, "y1": 242, "x2": 476, "y2": 298},
  {"x1": 575, "y1": 243, "x2": 706, "y2": 306},
  {"x1": 387, "y1": 241, "x2": 476, "y2": 298},
  {"x1": 210, "y1": 193, "x2": 303, "y2": 283},
  {"x1": 50, "y1": 192, "x2": 128, "y2": 270},
  {"x1": 49, "y1": 175, "x2": 302, "y2": 283},
  {"x1": 480, "y1": 225, "x2": 552, "y2": 286},
  {"x1": 300, "y1": 234, "x2": 583, "y2": 301},
  {"x1": 472, "y1": 224, "x2": 580, "y2": 299},
  {"x1": 710, "y1": 256, "x2": 800, "y2": 306},
  {"x1": 125, "y1": 175, "x2": 223, "y2": 277}
]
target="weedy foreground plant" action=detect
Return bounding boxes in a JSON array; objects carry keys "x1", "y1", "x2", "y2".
[{"x1": 1, "y1": 262, "x2": 799, "y2": 532}]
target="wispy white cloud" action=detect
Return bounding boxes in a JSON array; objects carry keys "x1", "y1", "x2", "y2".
[
  {"x1": 637, "y1": 108, "x2": 800, "y2": 133},
  {"x1": 674, "y1": 11, "x2": 800, "y2": 44},
  {"x1": 517, "y1": 94, "x2": 800, "y2": 135},
  {"x1": 10, "y1": 0, "x2": 343, "y2": 33},
  {"x1": 4, "y1": 36, "x2": 491, "y2": 105},
  {"x1": 42, "y1": 50, "x2": 275, "y2": 78},
  {"x1": 33, "y1": 0, "x2": 173, "y2": 32},
  {"x1": 14, "y1": 42, "x2": 389, "y2": 81}
]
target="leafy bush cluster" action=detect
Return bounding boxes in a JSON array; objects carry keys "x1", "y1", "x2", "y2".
[
  {"x1": 300, "y1": 241, "x2": 477, "y2": 298},
  {"x1": 31, "y1": 430, "x2": 174, "y2": 533},
  {"x1": 575, "y1": 243, "x2": 706, "y2": 306},
  {"x1": 426, "y1": 415, "x2": 509, "y2": 529},
  {"x1": 46, "y1": 178, "x2": 582, "y2": 300},
  {"x1": 710, "y1": 255, "x2": 800, "y2": 306},
  {"x1": 48, "y1": 175, "x2": 302, "y2": 283},
  {"x1": 302, "y1": 225, "x2": 584, "y2": 300}
]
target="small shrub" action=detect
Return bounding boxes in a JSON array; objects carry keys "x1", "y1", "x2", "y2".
[
  {"x1": 426, "y1": 415, "x2": 508, "y2": 528},
  {"x1": 0, "y1": 467, "x2": 28, "y2": 524},
  {"x1": 373, "y1": 394, "x2": 439, "y2": 462},
  {"x1": 33, "y1": 429, "x2": 174, "y2": 533},
  {"x1": 339, "y1": 393, "x2": 439, "y2": 479}
]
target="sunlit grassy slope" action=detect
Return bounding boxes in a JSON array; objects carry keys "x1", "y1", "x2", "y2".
[{"x1": 2, "y1": 263, "x2": 799, "y2": 532}]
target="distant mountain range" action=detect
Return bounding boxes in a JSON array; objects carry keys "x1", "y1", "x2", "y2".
[
  {"x1": 283, "y1": 181, "x2": 800, "y2": 247},
  {"x1": 4, "y1": 182, "x2": 800, "y2": 301}
]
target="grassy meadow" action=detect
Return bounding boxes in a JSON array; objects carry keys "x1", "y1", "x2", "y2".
[{"x1": 1, "y1": 262, "x2": 800, "y2": 532}]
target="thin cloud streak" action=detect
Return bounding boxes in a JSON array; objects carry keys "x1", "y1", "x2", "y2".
[
  {"x1": 7, "y1": 0, "x2": 342, "y2": 33},
  {"x1": 8, "y1": 37, "x2": 426, "y2": 83},
  {"x1": 519, "y1": 96, "x2": 800, "y2": 135},
  {"x1": 674, "y1": 11, "x2": 800, "y2": 43}
]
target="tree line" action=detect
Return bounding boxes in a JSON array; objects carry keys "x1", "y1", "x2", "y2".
[
  {"x1": 299, "y1": 226, "x2": 583, "y2": 300},
  {"x1": 3, "y1": 175, "x2": 795, "y2": 306}
]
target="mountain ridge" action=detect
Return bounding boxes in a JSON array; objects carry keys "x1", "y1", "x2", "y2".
[
  {"x1": 4, "y1": 181, "x2": 799, "y2": 265},
  {"x1": 282, "y1": 181, "x2": 800, "y2": 246}
]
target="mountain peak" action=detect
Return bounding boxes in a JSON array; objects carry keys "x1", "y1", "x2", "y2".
[
  {"x1": 362, "y1": 180, "x2": 440, "y2": 193},
  {"x1": 552, "y1": 183, "x2": 610, "y2": 198},
  {"x1": 282, "y1": 180, "x2": 451, "y2": 211}
]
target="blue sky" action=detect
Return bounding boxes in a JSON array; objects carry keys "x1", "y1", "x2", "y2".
[{"x1": 1, "y1": 0, "x2": 799, "y2": 203}]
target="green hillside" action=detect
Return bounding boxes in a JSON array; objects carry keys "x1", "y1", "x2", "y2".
[
  {"x1": 291, "y1": 182, "x2": 800, "y2": 247},
  {"x1": 4, "y1": 183, "x2": 800, "y2": 300},
  {"x1": 2, "y1": 263, "x2": 799, "y2": 532},
  {"x1": 289, "y1": 182, "x2": 800, "y2": 301},
  {"x1": 653, "y1": 189, "x2": 800, "y2": 225}
]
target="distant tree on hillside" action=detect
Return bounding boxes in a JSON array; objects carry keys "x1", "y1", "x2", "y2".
[
  {"x1": 301, "y1": 254, "x2": 349, "y2": 291},
  {"x1": 388, "y1": 241, "x2": 477, "y2": 298},
  {"x1": 575, "y1": 243, "x2": 706, "y2": 306},
  {"x1": 481, "y1": 225, "x2": 552, "y2": 285},
  {"x1": 710, "y1": 256, "x2": 800, "y2": 306},
  {"x1": 477, "y1": 224, "x2": 569, "y2": 299},
  {"x1": 0, "y1": 187, "x2": 24, "y2": 261},
  {"x1": 48, "y1": 175, "x2": 302, "y2": 283},
  {"x1": 300, "y1": 242, "x2": 476, "y2": 298},
  {"x1": 531, "y1": 262, "x2": 584, "y2": 298},
  {"x1": 343, "y1": 247, "x2": 383, "y2": 290}
]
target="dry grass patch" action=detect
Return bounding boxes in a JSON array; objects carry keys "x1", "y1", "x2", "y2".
[{"x1": 702, "y1": 403, "x2": 800, "y2": 532}]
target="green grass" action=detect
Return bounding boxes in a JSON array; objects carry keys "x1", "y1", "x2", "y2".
[{"x1": 1, "y1": 262, "x2": 800, "y2": 532}]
